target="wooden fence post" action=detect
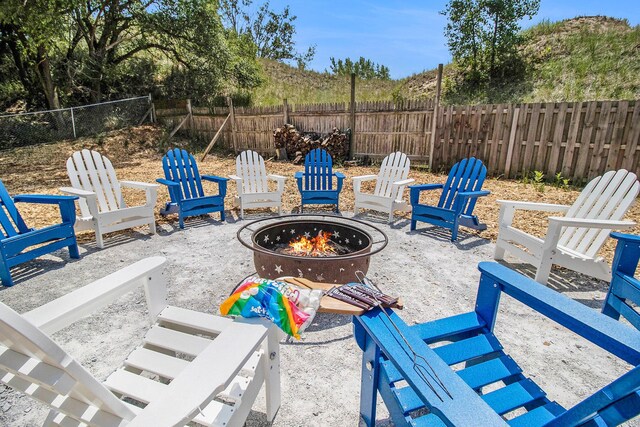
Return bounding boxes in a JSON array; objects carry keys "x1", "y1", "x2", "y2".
[
  {"x1": 428, "y1": 64, "x2": 443, "y2": 170},
  {"x1": 186, "y1": 99, "x2": 194, "y2": 138},
  {"x1": 504, "y1": 106, "x2": 520, "y2": 178},
  {"x1": 227, "y1": 96, "x2": 238, "y2": 153},
  {"x1": 349, "y1": 73, "x2": 356, "y2": 160},
  {"x1": 276, "y1": 99, "x2": 289, "y2": 161}
]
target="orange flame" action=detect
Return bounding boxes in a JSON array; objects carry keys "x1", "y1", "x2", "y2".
[{"x1": 287, "y1": 231, "x2": 336, "y2": 256}]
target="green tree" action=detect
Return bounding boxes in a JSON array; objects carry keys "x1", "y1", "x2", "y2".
[
  {"x1": 328, "y1": 57, "x2": 391, "y2": 80},
  {"x1": 0, "y1": 0, "x2": 263, "y2": 108},
  {"x1": 441, "y1": 0, "x2": 539, "y2": 97},
  {"x1": 0, "y1": 0, "x2": 74, "y2": 109},
  {"x1": 219, "y1": 0, "x2": 315, "y2": 67}
]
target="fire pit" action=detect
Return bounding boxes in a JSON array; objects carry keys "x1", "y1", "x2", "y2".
[{"x1": 237, "y1": 215, "x2": 388, "y2": 283}]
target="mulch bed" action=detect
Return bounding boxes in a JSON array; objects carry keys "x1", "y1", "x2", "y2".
[{"x1": 1, "y1": 124, "x2": 638, "y2": 265}]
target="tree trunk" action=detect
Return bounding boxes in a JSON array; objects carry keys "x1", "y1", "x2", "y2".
[{"x1": 35, "y1": 45, "x2": 61, "y2": 111}]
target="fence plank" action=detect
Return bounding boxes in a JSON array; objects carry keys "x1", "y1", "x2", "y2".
[{"x1": 548, "y1": 102, "x2": 568, "y2": 175}]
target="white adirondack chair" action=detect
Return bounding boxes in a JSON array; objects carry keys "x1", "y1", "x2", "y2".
[
  {"x1": 0, "y1": 257, "x2": 281, "y2": 427},
  {"x1": 495, "y1": 169, "x2": 639, "y2": 284},
  {"x1": 229, "y1": 150, "x2": 285, "y2": 219},
  {"x1": 60, "y1": 149, "x2": 158, "y2": 248},
  {"x1": 352, "y1": 151, "x2": 414, "y2": 222}
]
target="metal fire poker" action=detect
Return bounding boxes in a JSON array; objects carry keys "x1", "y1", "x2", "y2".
[{"x1": 355, "y1": 272, "x2": 453, "y2": 402}]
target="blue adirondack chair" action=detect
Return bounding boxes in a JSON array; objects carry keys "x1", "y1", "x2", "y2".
[
  {"x1": 410, "y1": 157, "x2": 490, "y2": 241},
  {"x1": 602, "y1": 232, "x2": 640, "y2": 330},
  {"x1": 354, "y1": 262, "x2": 640, "y2": 426},
  {"x1": 0, "y1": 179, "x2": 79, "y2": 287},
  {"x1": 295, "y1": 148, "x2": 345, "y2": 213},
  {"x1": 157, "y1": 148, "x2": 228, "y2": 229}
]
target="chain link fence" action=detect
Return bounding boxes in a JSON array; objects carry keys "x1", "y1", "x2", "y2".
[{"x1": 0, "y1": 95, "x2": 152, "y2": 150}]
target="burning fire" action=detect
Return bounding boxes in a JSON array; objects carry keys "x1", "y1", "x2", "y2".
[{"x1": 286, "y1": 231, "x2": 336, "y2": 257}]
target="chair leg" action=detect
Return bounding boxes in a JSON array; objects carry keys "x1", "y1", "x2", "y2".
[
  {"x1": 68, "y1": 240, "x2": 80, "y2": 259},
  {"x1": 220, "y1": 209, "x2": 226, "y2": 222},
  {"x1": 95, "y1": 230, "x2": 105, "y2": 249},
  {"x1": 0, "y1": 257, "x2": 14, "y2": 287},
  {"x1": 358, "y1": 331, "x2": 380, "y2": 427},
  {"x1": 494, "y1": 242, "x2": 506, "y2": 260},
  {"x1": 264, "y1": 327, "x2": 281, "y2": 422},
  {"x1": 410, "y1": 219, "x2": 417, "y2": 231},
  {"x1": 534, "y1": 257, "x2": 553, "y2": 285},
  {"x1": 148, "y1": 218, "x2": 156, "y2": 235},
  {"x1": 451, "y1": 222, "x2": 459, "y2": 242},
  {"x1": 178, "y1": 213, "x2": 185, "y2": 229},
  {"x1": 388, "y1": 211, "x2": 394, "y2": 223}
]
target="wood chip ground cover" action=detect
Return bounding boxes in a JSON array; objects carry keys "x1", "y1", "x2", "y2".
[{"x1": 1, "y1": 125, "x2": 637, "y2": 266}]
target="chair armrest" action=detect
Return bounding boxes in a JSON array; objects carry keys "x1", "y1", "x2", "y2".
[
  {"x1": 294, "y1": 171, "x2": 304, "y2": 179},
  {"x1": 13, "y1": 194, "x2": 78, "y2": 204},
  {"x1": 496, "y1": 200, "x2": 571, "y2": 212},
  {"x1": 128, "y1": 318, "x2": 274, "y2": 427},
  {"x1": 59, "y1": 187, "x2": 96, "y2": 198},
  {"x1": 458, "y1": 190, "x2": 490, "y2": 199},
  {"x1": 548, "y1": 217, "x2": 636, "y2": 229},
  {"x1": 120, "y1": 180, "x2": 160, "y2": 190},
  {"x1": 410, "y1": 183, "x2": 444, "y2": 191},
  {"x1": 229, "y1": 175, "x2": 244, "y2": 196},
  {"x1": 352, "y1": 175, "x2": 377, "y2": 183},
  {"x1": 611, "y1": 232, "x2": 640, "y2": 245},
  {"x1": 268, "y1": 174, "x2": 286, "y2": 193},
  {"x1": 23, "y1": 257, "x2": 168, "y2": 335},
  {"x1": 201, "y1": 175, "x2": 229, "y2": 183},
  {"x1": 156, "y1": 178, "x2": 180, "y2": 187},
  {"x1": 392, "y1": 178, "x2": 415, "y2": 187},
  {"x1": 354, "y1": 309, "x2": 504, "y2": 425},
  {"x1": 202, "y1": 175, "x2": 228, "y2": 197},
  {"x1": 353, "y1": 175, "x2": 377, "y2": 193},
  {"x1": 410, "y1": 184, "x2": 443, "y2": 204},
  {"x1": 334, "y1": 172, "x2": 346, "y2": 179},
  {"x1": 476, "y1": 262, "x2": 640, "y2": 365}
]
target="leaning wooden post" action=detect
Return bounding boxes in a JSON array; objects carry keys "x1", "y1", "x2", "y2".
[
  {"x1": 349, "y1": 73, "x2": 356, "y2": 160},
  {"x1": 227, "y1": 96, "x2": 238, "y2": 153},
  {"x1": 428, "y1": 64, "x2": 443, "y2": 170}
]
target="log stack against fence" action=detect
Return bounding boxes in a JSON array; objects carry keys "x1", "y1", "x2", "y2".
[{"x1": 273, "y1": 124, "x2": 349, "y2": 164}]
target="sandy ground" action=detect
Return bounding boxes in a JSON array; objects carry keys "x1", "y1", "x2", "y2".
[{"x1": 0, "y1": 209, "x2": 637, "y2": 426}]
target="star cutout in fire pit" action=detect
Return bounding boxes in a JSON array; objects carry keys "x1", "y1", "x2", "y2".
[
  {"x1": 275, "y1": 265, "x2": 283, "y2": 274},
  {"x1": 303, "y1": 231, "x2": 311, "y2": 238},
  {"x1": 263, "y1": 235, "x2": 270, "y2": 243},
  {"x1": 276, "y1": 235, "x2": 281, "y2": 241},
  {"x1": 290, "y1": 229, "x2": 296, "y2": 234},
  {"x1": 333, "y1": 231, "x2": 340, "y2": 238}
]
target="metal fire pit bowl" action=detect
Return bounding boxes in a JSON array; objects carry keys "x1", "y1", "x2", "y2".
[{"x1": 237, "y1": 215, "x2": 388, "y2": 284}]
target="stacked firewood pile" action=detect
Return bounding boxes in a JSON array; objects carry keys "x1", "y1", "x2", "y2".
[{"x1": 273, "y1": 124, "x2": 349, "y2": 164}]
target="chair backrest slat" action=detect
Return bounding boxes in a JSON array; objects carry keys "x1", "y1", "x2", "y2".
[
  {"x1": 67, "y1": 150, "x2": 124, "y2": 215},
  {"x1": 162, "y1": 149, "x2": 205, "y2": 200},
  {"x1": 374, "y1": 152, "x2": 410, "y2": 199},
  {"x1": 438, "y1": 158, "x2": 487, "y2": 214},
  {"x1": 558, "y1": 170, "x2": 639, "y2": 257},
  {"x1": 0, "y1": 179, "x2": 29, "y2": 237},
  {"x1": 237, "y1": 151, "x2": 268, "y2": 194},
  {"x1": 0, "y1": 303, "x2": 134, "y2": 424},
  {"x1": 303, "y1": 149, "x2": 333, "y2": 191}
]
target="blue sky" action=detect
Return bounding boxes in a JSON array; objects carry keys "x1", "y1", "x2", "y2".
[{"x1": 267, "y1": 0, "x2": 640, "y2": 79}]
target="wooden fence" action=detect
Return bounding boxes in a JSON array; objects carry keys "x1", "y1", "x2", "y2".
[{"x1": 156, "y1": 99, "x2": 640, "y2": 183}]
